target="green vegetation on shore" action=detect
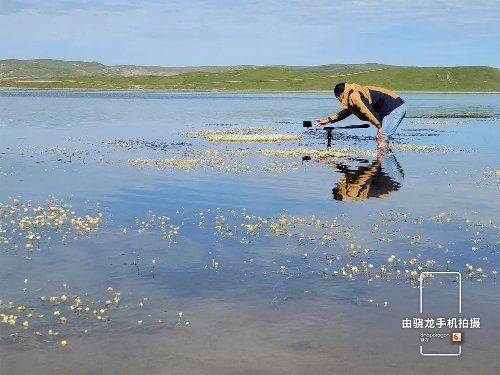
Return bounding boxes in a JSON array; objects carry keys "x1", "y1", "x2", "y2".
[{"x1": 1, "y1": 60, "x2": 498, "y2": 92}]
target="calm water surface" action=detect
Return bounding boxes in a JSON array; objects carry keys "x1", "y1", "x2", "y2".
[{"x1": 0, "y1": 91, "x2": 498, "y2": 374}]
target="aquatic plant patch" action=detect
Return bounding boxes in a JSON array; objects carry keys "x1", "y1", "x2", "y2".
[
  {"x1": 473, "y1": 168, "x2": 500, "y2": 187},
  {"x1": 391, "y1": 144, "x2": 454, "y2": 152},
  {"x1": 0, "y1": 197, "x2": 103, "y2": 250},
  {"x1": 256, "y1": 148, "x2": 378, "y2": 158},
  {"x1": 0, "y1": 283, "x2": 188, "y2": 346},
  {"x1": 128, "y1": 156, "x2": 300, "y2": 173},
  {"x1": 190, "y1": 131, "x2": 301, "y2": 143},
  {"x1": 133, "y1": 207, "x2": 498, "y2": 286},
  {"x1": 409, "y1": 120, "x2": 467, "y2": 126}
]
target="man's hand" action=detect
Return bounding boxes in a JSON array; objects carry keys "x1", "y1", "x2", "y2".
[
  {"x1": 315, "y1": 118, "x2": 330, "y2": 126},
  {"x1": 376, "y1": 127, "x2": 385, "y2": 139}
]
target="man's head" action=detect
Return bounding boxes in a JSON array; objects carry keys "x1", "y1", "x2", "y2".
[{"x1": 334, "y1": 82, "x2": 346, "y2": 103}]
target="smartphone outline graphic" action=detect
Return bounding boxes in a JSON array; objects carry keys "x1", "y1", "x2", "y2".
[{"x1": 419, "y1": 271, "x2": 462, "y2": 357}]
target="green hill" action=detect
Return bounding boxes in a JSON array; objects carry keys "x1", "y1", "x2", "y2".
[
  {"x1": 0, "y1": 60, "x2": 498, "y2": 92},
  {"x1": 0, "y1": 59, "x2": 253, "y2": 79},
  {"x1": 294, "y1": 63, "x2": 390, "y2": 74},
  {"x1": 0, "y1": 59, "x2": 112, "y2": 78}
]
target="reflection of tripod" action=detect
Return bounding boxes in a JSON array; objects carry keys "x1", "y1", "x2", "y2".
[
  {"x1": 325, "y1": 127, "x2": 334, "y2": 148},
  {"x1": 322, "y1": 125, "x2": 370, "y2": 148}
]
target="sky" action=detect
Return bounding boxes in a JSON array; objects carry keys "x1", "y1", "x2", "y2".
[{"x1": 1, "y1": 0, "x2": 499, "y2": 67}]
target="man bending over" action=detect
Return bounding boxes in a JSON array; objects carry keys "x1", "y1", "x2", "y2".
[{"x1": 316, "y1": 83, "x2": 406, "y2": 143}]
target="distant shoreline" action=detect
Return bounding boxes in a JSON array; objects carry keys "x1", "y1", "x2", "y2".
[
  {"x1": 1, "y1": 87, "x2": 499, "y2": 94},
  {"x1": 2, "y1": 62, "x2": 498, "y2": 93}
]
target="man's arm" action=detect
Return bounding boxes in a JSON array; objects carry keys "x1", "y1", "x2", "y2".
[
  {"x1": 315, "y1": 109, "x2": 351, "y2": 126},
  {"x1": 329, "y1": 109, "x2": 352, "y2": 122}
]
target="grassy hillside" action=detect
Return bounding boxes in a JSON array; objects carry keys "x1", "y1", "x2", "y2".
[
  {"x1": 0, "y1": 59, "x2": 389, "y2": 79},
  {"x1": 0, "y1": 61, "x2": 498, "y2": 92},
  {"x1": 295, "y1": 63, "x2": 390, "y2": 74},
  {"x1": 0, "y1": 59, "x2": 112, "y2": 78},
  {"x1": 0, "y1": 59, "x2": 253, "y2": 79}
]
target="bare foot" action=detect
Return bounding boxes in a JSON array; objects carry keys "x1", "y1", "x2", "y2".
[{"x1": 377, "y1": 139, "x2": 389, "y2": 148}]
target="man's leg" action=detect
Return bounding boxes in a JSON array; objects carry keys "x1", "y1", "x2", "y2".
[{"x1": 381, "y1": 103, "x2": 407, "y2": 140}]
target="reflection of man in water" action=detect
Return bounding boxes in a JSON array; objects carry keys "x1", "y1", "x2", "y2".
[{"x1": 318, "y1": 148, "x2": 404, "y2": 201}]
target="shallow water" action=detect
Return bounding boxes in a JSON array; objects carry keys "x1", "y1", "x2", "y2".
[{"x1": 0, "y1": 91, "x2": 499, "y2": 374}]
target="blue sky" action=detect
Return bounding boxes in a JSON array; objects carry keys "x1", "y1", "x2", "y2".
[{"x1": 1, "y1": 0, "x2": 498, "y2": 67}]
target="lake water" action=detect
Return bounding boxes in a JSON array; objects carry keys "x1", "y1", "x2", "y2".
[{"x1": 0, "y1": 91, "x2": 499, "y2": 374}]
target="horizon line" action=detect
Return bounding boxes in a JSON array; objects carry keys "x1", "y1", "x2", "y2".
[{"x1": 1, "y1": 58, "x2": 498, "y2": 69}]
